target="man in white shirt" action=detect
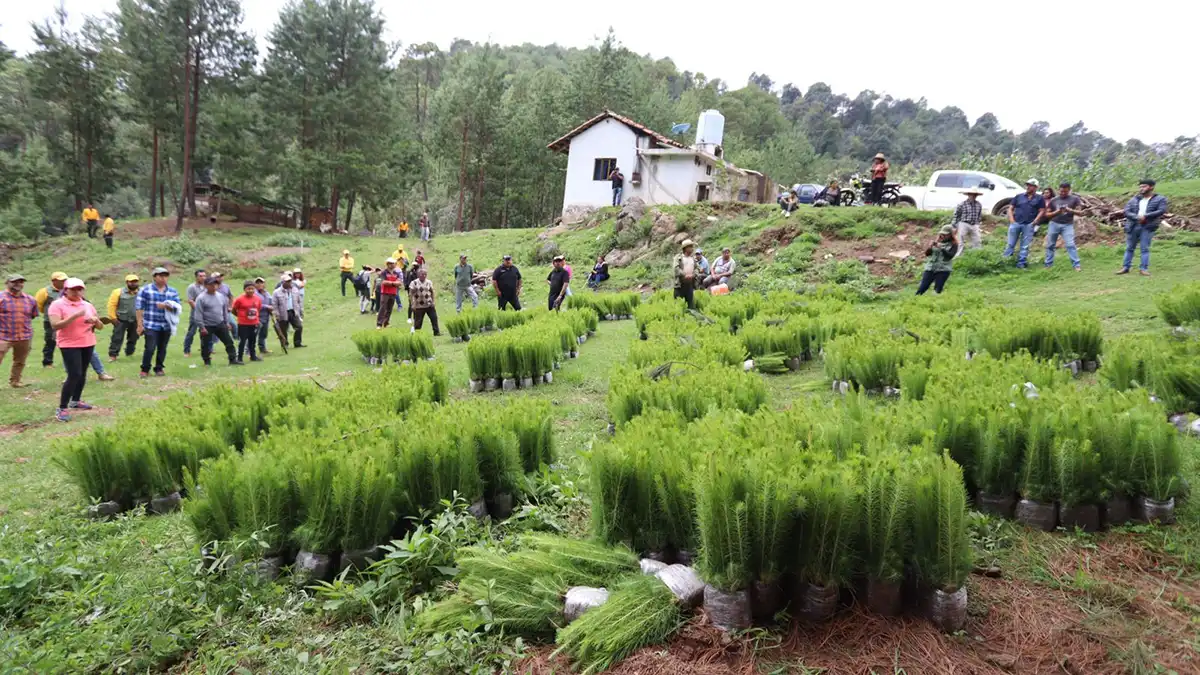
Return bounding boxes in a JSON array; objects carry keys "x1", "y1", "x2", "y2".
[{"x1": 703, "y1": 248, "x2": 737, "y2": 288}]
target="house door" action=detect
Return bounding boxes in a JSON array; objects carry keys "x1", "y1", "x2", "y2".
[{"x1": 697, "y1": 184, "x2": 710, "y2": 202}]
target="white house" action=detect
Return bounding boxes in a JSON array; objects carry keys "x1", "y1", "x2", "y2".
[{"x1": 547, "y1": 110, "x2": 772, "y2": 216}]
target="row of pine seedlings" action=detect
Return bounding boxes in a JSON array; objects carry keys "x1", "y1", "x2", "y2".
[
  {"x1": 583, "y1": 289, "x2": 1190, "y2": 647},
  {"x1": 350, "y1": 329, "x2": 434, "y2": 365},
  {"x1": 464, "y1": 307, "x2": 598, "y2": 392},
  {"x1": 182, "y1": 361, "x2": 559, "y2": 580}
]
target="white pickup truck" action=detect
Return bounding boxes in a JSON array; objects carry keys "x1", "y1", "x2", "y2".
[{"x1": 896, "y1": 170, "x2": 1025, "y2": 216}]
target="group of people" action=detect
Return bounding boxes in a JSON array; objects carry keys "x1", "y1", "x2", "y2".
[
  {"x1": 81, "y1": 203, "x2": 117, "y2": 249},
  {"x1": 671, "y1": 240, "x2": 738, "y2": 309},
  {"x1": 395, "y1": 211, "x2": 432, "y2": 241},
  {"x1": 181, "y1": 269, "x2": 307, "y2": 366},
  {"x1": 917, "y1": 177, "x2": 1168, "y2": 296}
]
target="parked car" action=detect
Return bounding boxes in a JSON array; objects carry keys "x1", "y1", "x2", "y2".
[
  {"x1": 790, "y1": 183, "x2": 823, "y2": 204},
  {"x1": 896, "y1": 170, "x2": 1023, "y2": 215}
]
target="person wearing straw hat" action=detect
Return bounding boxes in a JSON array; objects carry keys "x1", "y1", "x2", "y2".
[
  {"x1": 673, "y1": 240, "x2": 698, "y2": 309},
  {"x1": 952, "y1": 189, "x2": 985, "y2": 251},
  {"x1": 1004, "y1": 179, "x2": 1046, "y2": 269},
  {"x1": 869, "y1": 153, "x2": 889, "y2": 205},
  {"x1": 916, "y1": 225, "x2": 960, "y2": 295},
  {"x1": 106, "y1": 274, "x2": 142, "y2": 361},
  {"x1": 47, "y1": 278, "x2": 104, "y2": 422},
  {"x1": 272, "y1": 273, "x2": 305, "y2": 348},
  {"x1": 376, "y1": 258, "x2": 403, "y2": 328},
  {"x1": 0, "y1": 273, "x2": 39, "y2": 389},
  {"x1": 136, "y1": 266, "x2": 181, "y2": 377},
  {"x1": 338, "y1": 249, "x2": 355, "y2": 297},
  {"x1": 34, "y1": 271, "x2": 68, "y2": 367}
]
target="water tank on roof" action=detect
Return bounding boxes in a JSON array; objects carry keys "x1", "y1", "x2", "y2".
[{"x1": 695, "y1": 110, "x2": 725, "y2": 150}]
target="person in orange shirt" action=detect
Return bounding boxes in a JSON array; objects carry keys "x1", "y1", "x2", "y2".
[
  {"x1": 81, "y1": 204, "x2": 100, "y2": 238},
  {"x1": 397, "y1": 220, "x2": 409, "y2": 238},
  {"x1": 102, "y1": 215, "x2": 116, "y2": 249},
  {"x1": 869, "y1": 153, "x2": 889, "y2": 205}
]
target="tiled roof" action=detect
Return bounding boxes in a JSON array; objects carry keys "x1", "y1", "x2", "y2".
[{"x1": 547, "y1": 110, "x2": 689, "y2": 153}]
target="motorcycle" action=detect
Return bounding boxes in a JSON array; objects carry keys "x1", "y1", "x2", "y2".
[{"x1": 840, "y1": 172, "x2": 902, "y2": 206}]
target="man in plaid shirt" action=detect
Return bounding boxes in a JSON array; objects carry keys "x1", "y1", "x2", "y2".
[
  {"x1": 407, "y1": 267, "x2": 440, "y2": 336},
  {"x1": 0, "y1": 274, "x2": 39, "y2": 388},
  {"x1": 952, "y1": 190, "x2": 985, "y2": 251},
  {"x1": 136, "y1": 267, "x2": 181, "y2": 376}
]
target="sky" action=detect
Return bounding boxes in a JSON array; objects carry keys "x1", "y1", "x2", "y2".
[{"x1": 4, "y1": 0, "x2": 1198, "y2": 144}]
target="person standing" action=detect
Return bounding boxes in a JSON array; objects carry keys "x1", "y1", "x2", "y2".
[
  {"x1": 272, "y1": 273, "x2": 305, "y2": 348},
  {"x1": 196, "y1": 277, "x2": 240, "y2": 366},
  {"x1": 607, "y1": 166, "x2": 625, "y2": 206},
  {"x1": 1117, "y1": 179, "x2": 1169, "y2": 276},
  {"x1": 212, "y1": 272, "x2": 233, "y2": 302},
  {"x1": 546, "y1": 256, "x2": 570, "y2": 311},
  {"x1": 253, "y1": 277, "x2": 273, "y2": 354},
  {"x1": 952, "y1": 190, "x2": 985, "y2": 251},
  {"x1": 356, "y1": 265, "x2": 373, "y2": 314},
  {"x1": 102, "y1": 215, "x2": 115, "y2": 249},
  {"x1": 0, "y1": 274, "x2": 39, "y2": 389},
  {"x1": 673, "y1": 240, "x2": 698, "y2": 309},
  {"x1": 869, "y1": 153, "x2": 889, "y2": 205},
  {"x1": 492, "y1": 255, "x2": 523, "y2": 311},
  {"x1": 136, "y1": 267, "x2": 181, "y2": 377},
  {"x1": 376, "y1": 259, "x2": 402, "y2": 328},
  {"x1": 1004, "y1": 179, "x2": 1045, "y2": 269},
  {"x1": 81, "y1": 204, "x2": 99, "y2": 238},
  {"x1": 419, "y1": 211, "x2": 430, "y2": 242},
  {"x1": 916, "y1": 226, "x2": 959, "y2": 295},
  {"x1": 1034, "y1": 187, "x2": 1055, "y2": 237},
  {"x1": 704, "y1": 248, "x2": 737, "y2": 288},
  {"x1": 34, "y1": 272, "x2": 67, "y2": 367},
  {"x1": 587, "y1": 255, "x2": 610, "y2": 289},
  {"x1": 338, "y1": 249, "x2": 355, "y2": 297},
  {"x1": 106, "y1": 274, "x2": 141, "y2": 361},
  {"x1": 1044, "y1": 182, "x2": 1083, "y2": 271},
  {"x1": 182, "y1": 269, "x2": 207, "y2": 357},
  {"x1": 232, "y1": 280, "x2": 263, "y2": 363},
  {"x1": 453, "y1": 254, "x2": 479, "y2": 312},
  {"x1": 291, "y1": 268, "x2": 306, "y2": 300},
  {"x1": 414, "y1": 250, "x2": 426, "y2": 269},
  {"x1": 48, "y1": 278, "x2": 104, "y2": 422},
  {"x1": 370, "y1": 267, "x2": 382, "y2": 313},
  {"x1": 398, "y1": 219, "x2": 409, "y2": 239},
  {"x1": 408, "y1": 268, "x2": 440, "y2": 335}
]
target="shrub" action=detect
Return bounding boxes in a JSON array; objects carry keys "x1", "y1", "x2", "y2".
[
  {"x1": 910, "y1": 452, "x2": 971, "y2": 590},
  {"x1": 859, "y1": 452, "x2": 912, "y2": 584},
  {"x1": 266, "y1": 253, "x2": 303, "y2": 267},
  {"x1": 1053, "y1": 439, "x2": 1102, "y2": 507},
  {"x1": 350, "y1": 329, "x2": 434, "y2": 362},
  {"x1": 795, "y1": 459, "x2": 859, "y2": 586},
  {"x1": 1156, "y1": 283, "x2": 1200, "y2": 327},
  {"x1": 606, "y1": 363, "x2": 767, "y2": 428},
  {"x1": 97, "y1": 186, "x2": 147, "y2": 220},
  {"x1": 264, "y1": 232, "x2": 322, "y2": 248},
  {"x1": 628, "y1": 324, "x2": 747, "y2": 369},
  {"x1": 161, "y1": 235, "x2": 216, "y2": 265},
  {"x1": 553, "y1": 575, "x2": 682, "y2": 675}
]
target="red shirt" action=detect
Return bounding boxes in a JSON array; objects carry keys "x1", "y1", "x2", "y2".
[
  {"x1": 231, "y1": 294, "x2": 262, "y2": 326},
  {"x1": 380, "y1": 269, "x2": 402, "y2": 296}
]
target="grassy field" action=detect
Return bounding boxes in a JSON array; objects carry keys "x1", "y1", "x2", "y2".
[{"x1": 1, "y1": 212, "x2": 1198, "y2": 673}]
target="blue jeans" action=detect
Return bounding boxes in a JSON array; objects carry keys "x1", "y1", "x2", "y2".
[
  {"x1": 612, "y1": 187, "x2": 623, "y2": 206},
  {"x1": 182, "y1": 318, "x2": 200, "y2": 354},
  {"x1": 1004, "y1": 221, "x2": 1034, "y2": 267},
  {"x1": 1122, "y1": 226, "x2": 1154, "y2": 271},
  {"x1": 1044, "y1": 222, "x2": 1080, "y2": 268}
]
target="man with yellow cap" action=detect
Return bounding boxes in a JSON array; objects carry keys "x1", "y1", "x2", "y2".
[
  {"x1": 106, "y1": 274, "x2": 142, "y2": 361},
  {"x1": 338, "y1": 249, "x2": 355, "y2": 297},
  {"x1": 34, "y1": 272, "x2": 68, "y2": 367}
]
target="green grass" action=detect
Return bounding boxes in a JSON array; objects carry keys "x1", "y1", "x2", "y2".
[
  {"x1": 2, "y1": 208, "x2": 1199, "y2": 672},
  {"x1": 1092, "y1": 179, "x2": 1200, "y2": 217}
]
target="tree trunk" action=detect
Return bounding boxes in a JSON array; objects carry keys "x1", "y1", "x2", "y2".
[
  {"x1": 187, "y1": 48, "x2": 201, "y2": 218},
  {"x1": 344, "y1": 192, "x2": 356, "y2": 231},
  {"x1": 457, "y1": 120, "x2": 468, "y2": 232},
  {"x1": 175, "y1": 8, "x2": 193, "y2": 233},
  {"x1": 149, "y1": 127, "x2": 159, "y2": 218},
  {"x1": 330, "y1": 185, "x2": 341, "y2": 228},
  {"x1": 473, "y1": 161, "x2": 484, "y2": 231},
  {"x1": 86, "y1": 150, "x2": 93, "y2": 204}
]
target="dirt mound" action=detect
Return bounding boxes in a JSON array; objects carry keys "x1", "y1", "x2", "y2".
[{"x1": 746, "y1": 225, "x2": 801, "y2": 255}]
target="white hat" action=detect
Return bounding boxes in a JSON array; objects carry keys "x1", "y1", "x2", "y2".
[
  {"x1": 1025, "y1": 178, "x2": 1039, "y2": 187},
  {"x1": 280, "y1": 273, "x2": 293, "y2": 281},
  {"x1": 292, "y1": 267, "x2": 302, "y2": 274},
  {"x1": 386, "y1": 257, "x2": 397, "y2": 264},
  {"x1": 64, "y1": 277, "x2": 86, "y2": 289}
]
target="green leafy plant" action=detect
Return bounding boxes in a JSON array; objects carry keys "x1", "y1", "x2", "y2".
[
  {"x1": 910, "y1": 452, "x2": 971, "y2": 591},
  {"x1": 1156, "y1": 282, "x2": 1200, "y2": 327},
  {"x1": 859, "y1": 452, "x2": 912, "y2": 584},
  {"x1": 553, "y1": 575, "x2": 682, "y2": 675}
]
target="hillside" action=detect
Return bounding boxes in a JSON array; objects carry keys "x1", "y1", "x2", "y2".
[{"x1": 1093, "y1": 179, "x2": 1200, "y2": 219}]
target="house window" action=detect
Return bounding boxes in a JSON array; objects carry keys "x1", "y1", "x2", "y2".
[
  {"x1": 706, "y1": 164, "x2": 712, "y2": 176},
  {"x1": 697, "y1": 184, "x2": 711, "y2": 202},
  {"x1": 593, "y1": 158, "x2": 617, "y2": 181}
]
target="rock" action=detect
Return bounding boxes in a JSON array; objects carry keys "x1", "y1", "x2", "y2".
[
  {"x1": 606, "y1": 249, "x2": 635, "y2": 268},
  {"x1": 986, "y1": 565, "x2": 1003, "y2": 578},
  {"x1": 1191, "y1": 419, "x2": 1200, "y2": 436},
  {"x1": 857, "y1": 255, "x2": 876, "y2": 263},
  {"x1": 887, "y1": 250, "x2": 911, "y2": 260},
  {"x1": 706, "y1": 215, "x2": 718, "y2": 222},
  {"x1": 561, "y1": 205, "x2": 597, "y2": 226},
  {"x1": 655, "y1": 564, "x2": 704, "y2": 608},
  {"x1": 670, "y1": 232, "x2": 692, "y2": 245},
  {"x1": 614, "y1": 198, "x2": 646, "y2": 232},
  {"x1": 897, "y1": 233, "x2": 908, "y2": 241},
  {"x1": 650, "y1": 210, "x2": 678, "y2": 239}
]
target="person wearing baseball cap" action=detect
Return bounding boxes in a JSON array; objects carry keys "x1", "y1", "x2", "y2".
[
  {"x1": 232, "y1": 280, "x2": 264, "y2": 363},
  {"x1": 47, "y1": 277, "x2": 104, "y2": 422},
  {"x1": 105, "y1": 274, "x2": 142, "y2": 361},
  {"x1": 492, "y1": 255, "x2": 522, "y2": 311},
  {"x1": 916, "y1": 225, "x2": 960, "y2": 296},
  {"x1": 135, "y1": 266, "x2": 182, "y2": 377},
  {"x1": 672, "y1": 240, "x2": 698, "y2": 309},
  {"x1": 952, "y1": 190, "x2": 985, "y2": 251},
  {"x1": 547, "y1": 255, "x2": 570, "y2": 311},
  {"x1": 272, "y1": 272, "x2": 305, "y2": 348},
  {"x1": 34, "y1": 272, "x2": 69, "y2": 367},
  {"x1": 453, "y1": 254, "x2": 479, "y2": 313},
  {"x1": 339, "y1": 249, "x2": 355, "y2": 297},
  {"x1": 1004, "y1": 179, "x2": 1046, "y2": 269},
  {"x1": 0, "y1": 273, "x2": 39, "y2": 388},
  {"x1": 375, "y1": 258, "x2": 403, "y2": 328}
]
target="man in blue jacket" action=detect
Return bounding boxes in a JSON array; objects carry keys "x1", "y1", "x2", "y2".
[{"x1": 1117, "y1": 179, "x2": 1169, "y2": 276}]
